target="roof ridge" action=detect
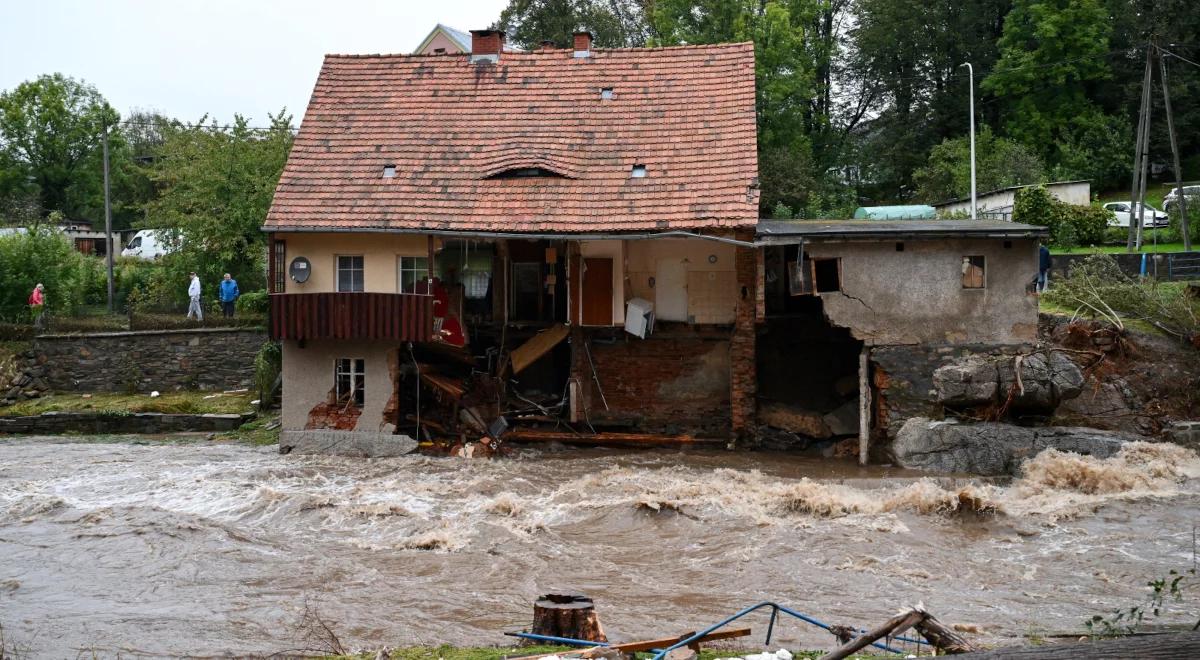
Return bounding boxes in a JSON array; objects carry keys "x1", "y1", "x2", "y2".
[{"x1": 326, "y1": 41, "x2": 754, "y2": 60}]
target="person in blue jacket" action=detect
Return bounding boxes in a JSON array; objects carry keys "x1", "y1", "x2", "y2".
[
  {"x1": 219, "y1": 273, "x2": 240, "y2": 317},
  {"x1": 1037, "y1": 243, "x2": 1051, "y2": 293}
]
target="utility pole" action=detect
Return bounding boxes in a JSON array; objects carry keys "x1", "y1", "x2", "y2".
[
  {"x1": 102, "y1": 119, "x2": 115, "y2": 313},
  {"x1": 1159, "y1": 49, "x2": 1191, "y2": 251},
  {"x1": 959, "y1": 62, "x2": 977, "y2": 220},
  {"x1": 1126, "y1": 45, "x2": 1153, "y2": 251}
]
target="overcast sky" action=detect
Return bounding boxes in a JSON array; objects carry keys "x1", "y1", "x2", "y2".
[{"x1": 0, "y1": 0, "x2": 509, "y2": 127}]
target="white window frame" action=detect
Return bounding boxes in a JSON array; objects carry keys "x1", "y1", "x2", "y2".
[
  {"x1": 336, "y1": 255, "x2": 365, "y2": 292},
  {"x1": 396, "y1": 255, "x2": 429, "y2": 293},
  {"x1": 334, "y1": 358, "x2": 365, "y2": 407}
]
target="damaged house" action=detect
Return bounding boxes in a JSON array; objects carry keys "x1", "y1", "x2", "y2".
[
  {"x1": 264, "y1": 31, "x2": 761, "y2": 452},
  {"x1": 264, "y1": 28, "x2": 1051, "y2": 459}
]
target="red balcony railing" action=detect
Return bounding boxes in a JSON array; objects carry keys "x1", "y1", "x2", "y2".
[{"x1": 269, "y1": 292, "x2": 434, "y2": 342}]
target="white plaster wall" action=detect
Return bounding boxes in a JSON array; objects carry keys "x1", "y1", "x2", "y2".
[
  {"x1": 281, "y1": 339, "x2": 396, "y2": 432},
  {"x1": 626, "y1": 238, "x2": 737, "y2": 324}
]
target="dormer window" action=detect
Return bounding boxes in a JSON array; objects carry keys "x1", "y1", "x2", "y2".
[
  {"x1": 382, "y1": 164, "x2": 397, "y2": 178},
  {"x1": 630, "y1": 164, "x2": 647, "y2": 178},
  {"x1": 487, "y1": 167, "x2": 566, "y2": 179}
]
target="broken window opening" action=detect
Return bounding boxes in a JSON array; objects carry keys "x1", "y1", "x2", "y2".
[
  {"x1": 336, "y1": 255, "x2": 364, "y2": 292},
  {"x1": 813, "y1": 258, "x2": 842, "y2": 293},
  {"x1": 962, "y1": 255, "x2": 986, "y2": 289},
  {"x1": 335, "y1": 358, "x2": 366, "y2": 407},
  {"x1": 397, "y1": 256, "x2": 429, "y2": 293}
]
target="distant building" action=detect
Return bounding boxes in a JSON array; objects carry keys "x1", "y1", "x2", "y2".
[
  {"x1": 933, "y1": 180, "x2": 1091, "y2": 220},
  {"x1": 413, "y1": 24, "x2": 524, "y2": 55}
]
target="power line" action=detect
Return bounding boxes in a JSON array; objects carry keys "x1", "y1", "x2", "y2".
[{"x1": 1157, "y1": 46, "x2": 1200, "y2": 70}]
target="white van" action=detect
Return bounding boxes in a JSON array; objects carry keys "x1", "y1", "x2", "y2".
[{"x1": 121, "y1": 229, "x2": 173, "y2": 260}]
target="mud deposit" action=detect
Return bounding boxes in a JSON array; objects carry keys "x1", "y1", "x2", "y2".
[{"x1": 2, "y1": 438, "x2": 1200, "y2": 657}]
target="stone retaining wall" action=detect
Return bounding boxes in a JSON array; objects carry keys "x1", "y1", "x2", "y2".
[
  {"x1": 0, "y1": 411, "x2": 253, "y2": 435},
  {"x1": 5, "y1": 328, "x2": 265, "y2": 402}
]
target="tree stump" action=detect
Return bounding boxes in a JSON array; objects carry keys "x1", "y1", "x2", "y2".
[{"x1": 530, "y1": 593, "x2": 607, "y2": 643}]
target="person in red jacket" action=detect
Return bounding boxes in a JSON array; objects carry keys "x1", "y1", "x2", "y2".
[{"x1": 28, "y1": 283, "x2": 45, "y2": 330}]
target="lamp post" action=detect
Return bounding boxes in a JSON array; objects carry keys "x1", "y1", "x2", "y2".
[{"x1": 959, "y1": 62, "x2": 977, "y2": 220}]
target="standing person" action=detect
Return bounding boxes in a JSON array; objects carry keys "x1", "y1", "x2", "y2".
[
  {"x1": 219, "y1": 273, "x2": 240, "y2": 318},
  {"x1": 28, "y1": 283, "x2": 45, "y2": 330},
  {"x1": 186, "y1": 272, "x2": 203, "y2": 321},
  {"x1": 1037, "y1": 243, "x2": 1052, "y2": 293}
]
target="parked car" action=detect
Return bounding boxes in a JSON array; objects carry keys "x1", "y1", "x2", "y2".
[
  {"x1": 1101, "y1": 202, "x2": 1170, "y2": 228},
  {"x1": 1163, "y1": 186, "x2": 1200, "y2": 214},
  {"x1": 120, "y1": 229, "x2": 174, "y2": 260}
]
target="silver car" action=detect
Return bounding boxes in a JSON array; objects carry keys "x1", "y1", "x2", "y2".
[{"x1": 1163, "y1": 186, "x2": 1200, "y2": 214}]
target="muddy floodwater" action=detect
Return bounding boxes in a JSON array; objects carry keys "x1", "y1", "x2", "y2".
[{"x1": 2, "y1": 437, "x2": 1200, "y2": 657}]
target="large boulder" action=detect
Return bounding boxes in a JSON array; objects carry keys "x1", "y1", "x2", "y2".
[
  {"x1": 891, "y1": 417, "x2": 1137, "y2": 475},
  {"x1": 823, "y1": 399, "x2": 860, "y2": 437},
  {"x1": 998, "y1": 351, "x2": 1085, "y2": 412},
  {"x1": 933, "y1": 357, "x2": 998, "y2": 406},
  {"x1": 1166, "y1": 421, "x2": 1200, "y2": 453},
  {"x1": 759, "y1": 402, "x2": 831, "y2": 439}
]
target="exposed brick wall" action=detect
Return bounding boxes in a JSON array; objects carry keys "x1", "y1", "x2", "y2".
[
  {"x1": 870, "y1": 342, "x2": 1034, "y2": 438},
  {"x1": 577, "y1": 327, "x2": 732, "y2": 435},
  {"x1": 730, "y1": 229, "x2": 758, "y2": 439}
]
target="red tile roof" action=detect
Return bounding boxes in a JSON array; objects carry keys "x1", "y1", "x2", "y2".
[{"x1": 265, "y1": 44, "x2": 759, "y2": 234}]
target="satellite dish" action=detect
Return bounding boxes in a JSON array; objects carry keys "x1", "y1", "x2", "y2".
[{"x1": 289, "y1": 256, "x2": 311, "y2": 283}]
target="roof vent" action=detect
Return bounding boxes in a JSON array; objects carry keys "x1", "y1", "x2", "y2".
[
  {"x1": 382, "y1": 164, "x2": 397, "y2": 178},
  {"x1": 470, "y1": 29, "x2": 504, "y2": 63},
  {"x1": 600, "y1": 87, "x2": 613, "y2": 100},
  {"x1": 630, "y1": 164, "x2": 647, "y2": 178},
  {"x1": 573, "y1": 31, "x2": 593, "y2": 58}
]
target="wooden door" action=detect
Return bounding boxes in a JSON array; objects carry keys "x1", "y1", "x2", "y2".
[
  {"x1": 582, "y1": 258, "x2": 613, "y2": 325},
  {"x1": 655, "y1": 260, "x2": 688, "y2": 321}
]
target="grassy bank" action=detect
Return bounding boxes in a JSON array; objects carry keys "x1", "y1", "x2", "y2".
[
  {"x1": 1051, "y1": 240, "x2": 1189, "y2": 255},
  {"x1": 0, "y1": 390, "x2": 254, "y2": 417},
  {"x1": 213, "y1": 412, "x2": 279, "y2": 446}
]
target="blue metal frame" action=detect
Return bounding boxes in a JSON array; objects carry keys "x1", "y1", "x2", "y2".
[{"x1": 505, "y1": 601, "x2": 924, "y2": 658}]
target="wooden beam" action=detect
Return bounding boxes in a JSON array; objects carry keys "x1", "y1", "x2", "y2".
[
  {"x1": 504, "y1": 429, "x2": 720, "y2": 447},
  {"x1": 951, "y1": 631, "x2": 1200, "y2": 658}
]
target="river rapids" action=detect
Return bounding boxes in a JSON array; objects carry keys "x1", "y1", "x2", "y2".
[{"x1": 2, "y1": 437, "x2": 1200, "y2": 657}]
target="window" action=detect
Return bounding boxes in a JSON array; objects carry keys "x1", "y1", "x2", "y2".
[
  {"x1": 127, "y1": 237, "x2": 142, "y2": 249},
  {"x1": 812, "y1": 258, "x2": 841, "y2": 293},
  {"x1": 962, "y1": 255, "x2": 985, "y2": 289},
  {"x1": 337, "y1": 255, "x2": 364, "y2": 292},
  {"x1": 463, "y1": 270, "x2": 490, "y2": 299},
  {"x1": 397, "y1": 256, "x2": 429, "y2": 293},
  {"x1": 600, "y1": 87, "x2": 614, "y2": 100},
  {"x1": 271, "y1": 239, "x2": 287, "y2": 293},
  {"x1": 335, "y1": 358, "x2": 365, "y2": 407},
  {"x1": 630, "y1": 164, "x2": 647, "y2": 178},
  {"x1": 382, "y1": 164, "x2": 397, "y2": 178},
  {"x1": 487, "y1": 167, "x2": 565, "y2": 179}
]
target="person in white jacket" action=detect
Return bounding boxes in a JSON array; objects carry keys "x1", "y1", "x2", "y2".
[{"x1": 186, "y1": 272, "x2": 203, "y2": 321}]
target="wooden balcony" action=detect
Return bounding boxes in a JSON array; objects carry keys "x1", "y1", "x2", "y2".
[{"x1": 269, "y1": 292, "x2": 434, "y2": 342}]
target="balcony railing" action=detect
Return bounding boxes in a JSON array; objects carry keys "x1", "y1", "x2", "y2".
[{"x1": 269, "y1": 292, "x2": 434, "y2": 342}]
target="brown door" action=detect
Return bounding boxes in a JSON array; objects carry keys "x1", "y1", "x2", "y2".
[{"x1": 582, "y1": 258, "x2": 613, "y2": 325}]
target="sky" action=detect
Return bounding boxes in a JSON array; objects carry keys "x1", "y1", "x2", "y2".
[{"x1": 0, "y1": 0, "x2": 510, "y2": 127}]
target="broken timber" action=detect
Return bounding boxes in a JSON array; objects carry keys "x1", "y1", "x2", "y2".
[
  {"x1": 953, "y1": 631, "x2": 1200, "y2": 658},
  {"x1": 504, "y1": 428, "x2": 720, "y2": 448},
  {"x1": 530, "y1": 594, "x2": 607, "y2": 644},
  {"x1": 509, "y1": 323, "x2": 570, "y2": 375}
]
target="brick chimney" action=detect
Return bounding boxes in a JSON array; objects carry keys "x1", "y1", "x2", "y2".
[
  {"x1": 573, "y1": 31, "x2": 593, "y2": 58},
  {"x1": 470, "y1": 29, "x2": 504, "y2": 63}
]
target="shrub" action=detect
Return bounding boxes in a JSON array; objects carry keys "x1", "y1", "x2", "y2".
[
  {"x1": 254, "y1": 341, "x2": 282, "y2": 409},
  {"x1": 0, "y1": 226, "x2": 92, "y2": 319},
  {"x1": 1167, "y1": 206, "x2": 1199, "y2": 247},
  {"x1": 237, "y1": 290, "x2": 268, "y2": 314},
  {"x1": 1013, "y1": 186, "x2": 1112, "y2": 248}
]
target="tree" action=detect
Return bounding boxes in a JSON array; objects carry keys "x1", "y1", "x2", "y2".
[
  {"x1": 0, "y1": 226, "x2": 92, "y2": 319},
  {"x1": 141, "y1": 112, "x2": 293, "y2": 305},
  {"x1": 914, "y1": 125, "x2": 1044, "y2": 202},
  {"x1": 495, "y1": 0, "x2": 651, "y2": 48},
  {"x1": 983, "y1": 0, "x2": 1119, "y2": 174},
  {"x1": 0, "y1": 74, "x2": 118, "y2": 222}
]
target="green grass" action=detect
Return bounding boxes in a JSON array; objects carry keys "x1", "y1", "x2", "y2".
[
  {"x1": 214, "y1": 411, "x2": 279, "y2": 446},
  {"x1": 1051, "y1": 240, "x2": 1188, "y2": 255},
  {"x1": 0, "y1": 390, "x2": 254, "y2": 417},
  {"x1": 1096, "y1": 184, "x2": 1175, "y2": 211}
]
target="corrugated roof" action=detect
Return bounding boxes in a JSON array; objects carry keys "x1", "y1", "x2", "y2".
[
  {"x1": 756, "y1": 219, "x2": 1049, "y2": 243},
  {"x1": 265, "y1": 44, "x2": 759, "y2": 234}
]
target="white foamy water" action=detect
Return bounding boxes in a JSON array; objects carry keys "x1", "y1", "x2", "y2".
[{"x1": 1, "y1": 438, "x2": 1199, "y2": 657}]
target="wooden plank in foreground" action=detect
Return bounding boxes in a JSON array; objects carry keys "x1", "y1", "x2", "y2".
[{"x1": 509, "y1": 323, "x2": 570, "y2": 374}]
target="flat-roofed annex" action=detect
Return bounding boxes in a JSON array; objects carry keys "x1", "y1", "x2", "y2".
[{"x1": 265, "y1": 43, "x2": 759, "y2": 234}]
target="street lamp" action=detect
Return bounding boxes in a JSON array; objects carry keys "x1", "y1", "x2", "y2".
[{"x1": 959, "y1": 62, "x2": 977, "y2": 220}]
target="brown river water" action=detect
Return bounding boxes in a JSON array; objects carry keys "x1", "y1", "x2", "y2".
[{"x1": 2, "y1": 436, "x2": 1200, "y2": 658}]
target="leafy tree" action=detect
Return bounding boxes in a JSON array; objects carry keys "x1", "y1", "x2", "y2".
[
  {"x1": 0, "y1": 74, "x2": 118, "y2": 222},
  {"x1": 914, "y1": 125, "x2": 1044, "y2": 202},
  {"x1": 496, "y1": 0, "x2": 651, "y2": 48},
  {"x1": 141, "y1": 112, "x2": 293, "y2": 306},
  {"x1": 0, "y1": 226, "x2": 92, "y2": 319}
]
